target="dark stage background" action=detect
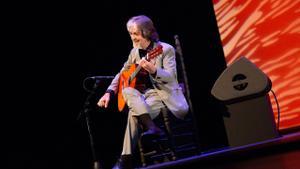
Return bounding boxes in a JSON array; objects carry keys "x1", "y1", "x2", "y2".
[{"x1": 5, "y1": 1, "x2": 228, "y2": 169}]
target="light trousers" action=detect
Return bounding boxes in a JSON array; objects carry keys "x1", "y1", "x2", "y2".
[{"x1": 121, "y1": 87, "x2": 165, "y2": 155}]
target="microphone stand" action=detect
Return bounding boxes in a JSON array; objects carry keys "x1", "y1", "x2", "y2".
[{"x1": 78, "y1": 79, "x2": 103, "y2": 169}]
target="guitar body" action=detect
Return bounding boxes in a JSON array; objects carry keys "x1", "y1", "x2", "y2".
[
  {"x1": 118, "y1": 64, "x2": 137, "y2": 112},
  {"x1": 117, "y1": 44, "x2": 163, "y2": 112}
]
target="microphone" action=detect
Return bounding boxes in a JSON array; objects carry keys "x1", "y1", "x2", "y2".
[
  {"x1": 87, "y1": 76, "x2": 115, "y2": 80},
  {"x1": 83, "y1": 76, "x2": 114, "y2": 92}
]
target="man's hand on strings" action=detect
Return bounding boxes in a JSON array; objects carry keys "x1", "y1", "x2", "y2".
[{"x1": 139, "y1": 58, "x2": 157, "y2": 74}]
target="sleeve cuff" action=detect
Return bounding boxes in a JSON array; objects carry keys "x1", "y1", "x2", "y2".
[{"x1": 105, "y1": 89, "x2": 115, "y2": 96}]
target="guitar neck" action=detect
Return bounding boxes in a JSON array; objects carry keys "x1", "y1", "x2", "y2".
[
  {"x1": 129, "y1": 53, "x2": 150, "y2": 82},
  {"x1": 130, "y1": 64, "x2": 142, "y2": 82}
]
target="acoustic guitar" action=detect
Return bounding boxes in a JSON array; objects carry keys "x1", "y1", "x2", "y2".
[{"x1": 117, "y1": 45, "x2": 163, "y2": 112}]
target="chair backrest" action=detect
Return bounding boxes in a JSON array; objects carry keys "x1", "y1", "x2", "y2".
[{"x1": 136, "y1": 36, "x2": 201, "y2": 167}]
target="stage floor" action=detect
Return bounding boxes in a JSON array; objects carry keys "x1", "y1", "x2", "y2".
[{"x1": 141, "y1": 130, "x2": 300, "y2": 169}]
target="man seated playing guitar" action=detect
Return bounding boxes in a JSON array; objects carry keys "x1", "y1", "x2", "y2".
[{"x1": 97, "y1": 15, "x2": 189, "y2": 169}]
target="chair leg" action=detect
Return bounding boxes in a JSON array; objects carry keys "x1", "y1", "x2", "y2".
[
  {"x1": 138, "y1": 108, "x2": 178, "y2": 167},
  {"x1": 161, "y1": 108, "x2": 177, "y2": 161},
  {"x1": 138, "y1": 129, "x2": 147, "y2": 167}
]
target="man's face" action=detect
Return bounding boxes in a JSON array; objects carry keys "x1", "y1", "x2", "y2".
[{"x1": 128, "y1": 24, "x2": 150, "y2": 49}]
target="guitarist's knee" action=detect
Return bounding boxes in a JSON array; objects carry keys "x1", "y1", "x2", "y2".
[{"x1": 122, "y1": 87, "x2": 141, "y2": 99}]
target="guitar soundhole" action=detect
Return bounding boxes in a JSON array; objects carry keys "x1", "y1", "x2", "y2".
[{"x1": 135, "y1": 68, "x2": 150, "y2": 92}]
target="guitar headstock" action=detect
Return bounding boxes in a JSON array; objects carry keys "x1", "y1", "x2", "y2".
[{"x1": 148, "y1": 45, "x2": 163, "y2": 60}]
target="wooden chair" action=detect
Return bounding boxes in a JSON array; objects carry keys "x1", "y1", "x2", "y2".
[{"x1": 137, "y1": 106, "x2": 199, "y2": 167}]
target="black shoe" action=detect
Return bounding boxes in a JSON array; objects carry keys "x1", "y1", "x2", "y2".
[
  {"x1": 141, "y1": 127, "x2": 165, "y2": 137},
  {"x1": 112, "y1": 155, "x2": 132, "y2": 169},
  {"x1": 141, "y1": 128, "x2": 165, "y2": 145},
  {"x1": 139, "y1": 114, "x2": 164, "y2": 137}
]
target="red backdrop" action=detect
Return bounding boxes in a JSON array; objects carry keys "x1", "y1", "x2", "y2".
[{"x1": 213, "y1": 0, "x2": 300, "y2": 130}]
